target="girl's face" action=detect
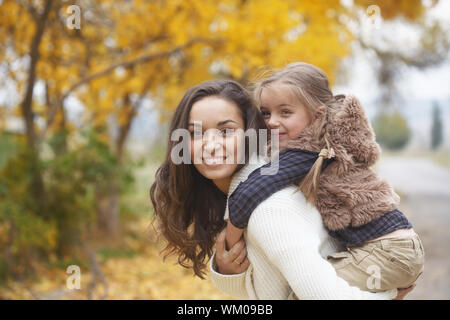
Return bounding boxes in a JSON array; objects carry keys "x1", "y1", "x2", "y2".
[
  {"x1": 188, "y1": 96, "x2": 245, "y2": 193},
  {"x1": 260, "y1": 83, "x2": 313, "y2": 149}
]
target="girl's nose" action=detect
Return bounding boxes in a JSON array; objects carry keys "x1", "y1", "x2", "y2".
[{"x1": 267, "y1": 116, "x2": 281, "y2": 129}]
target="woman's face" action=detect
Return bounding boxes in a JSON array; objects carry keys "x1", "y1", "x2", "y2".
[
  {"x1": 188, "y1": 96, "x2": 245, "y2": 193},
  {"x1": 260, "y1": 83, "x2": 312, "y2": 149}
]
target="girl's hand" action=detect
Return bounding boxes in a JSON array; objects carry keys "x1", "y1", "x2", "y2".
[
  {"x1": 393, "y1": 284, "x2": 416, "y2": 300},
  {"x1": 215, "y1": 228, "x2": 250, "y2": 275}
]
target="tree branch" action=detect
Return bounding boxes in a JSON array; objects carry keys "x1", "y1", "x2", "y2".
[
  {"x1": 40, "y1": 37, "x2": 221, "y2": 140},
  {"x1": 62, "y1": 37, "x2": 219, "y2": 100}
]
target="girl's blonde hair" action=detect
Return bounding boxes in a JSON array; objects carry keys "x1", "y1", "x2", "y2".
[{"x1": 252, "y1": 62, "x2": 342, "y2": 205}]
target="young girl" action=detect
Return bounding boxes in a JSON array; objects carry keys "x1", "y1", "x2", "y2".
[{"x1": 224, "y1": 62, "x2": 424, "y2": 293}]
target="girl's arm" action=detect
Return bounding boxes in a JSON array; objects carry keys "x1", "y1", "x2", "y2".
[
  {"x1": 228, "y1": 148, "x2": 331, "y2": 230},
  {"x1": 225, "y1": 219, "x2": 245, "y2": 250}
]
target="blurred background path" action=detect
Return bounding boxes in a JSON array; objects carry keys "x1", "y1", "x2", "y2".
[{"x1": 377, "y1": 157, "x2": 450, "y2": 299}]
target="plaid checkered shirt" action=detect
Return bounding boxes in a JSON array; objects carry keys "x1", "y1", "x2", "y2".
[{"x1": 228, "y1": 148, "x2": 412, "y2": 247}]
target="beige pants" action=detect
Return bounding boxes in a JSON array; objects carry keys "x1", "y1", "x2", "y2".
[{"x1": 327, "y1": 233, "x2": 425, "y2": 292}]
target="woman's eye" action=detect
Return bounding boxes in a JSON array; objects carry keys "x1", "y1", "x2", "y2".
[
  {"x1": 220, "y1": 128, "x2": 234, "y2": 136},
  {"x1": 190, "y1": 130, "x2": 203, "y2": 138}
]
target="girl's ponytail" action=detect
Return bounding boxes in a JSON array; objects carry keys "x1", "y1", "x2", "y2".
[{"x1": 296, "y1": 134, "x2": 335, "y2": 205}]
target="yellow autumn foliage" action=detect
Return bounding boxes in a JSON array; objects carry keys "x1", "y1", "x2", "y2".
[{"x1": 0, "y1": 0, "x2": 432, "y2": 139}]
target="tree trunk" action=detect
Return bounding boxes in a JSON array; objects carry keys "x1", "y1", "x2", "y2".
[
  {"x1": 96, "y1": 182, "x2": 120, "y2": 237},
  {"x1": 21, "y1": 0, "x2": 53, "y2": 149},
  {"x1": 19, "y1": 0, "x2": 54, "y2": 204},
  {"x1": 95, "y1": 94, "x2": 134, "y2": 237},
  {"x1": 116, "y1": 94, "x2": 136, "y2": 165},
  {"x1": 45, "y1": 82, "x2": 68, "y2": 154}
]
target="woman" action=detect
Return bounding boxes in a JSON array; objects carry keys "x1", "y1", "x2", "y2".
[
  {"x1": 150, "y1": 80, "x2": 264, "y2": 279},
  {"x1": 150, "y1": 80, "x2": 404, "y2": 299}
]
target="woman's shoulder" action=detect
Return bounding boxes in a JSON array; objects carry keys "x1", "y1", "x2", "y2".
[
  {"x1": 248, "y1": 186, "x2": 324, "y2": 230},
  {"x1": 245, "y1": 185, "x2": 328, "y2": 250},
  {"x1": 257, "y1": 185, "x2": 311, "y2": 209}
]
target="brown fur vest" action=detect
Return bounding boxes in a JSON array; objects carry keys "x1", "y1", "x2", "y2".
[{"x1": 286, "y1": 95, "x2": 399, "y2": 231}]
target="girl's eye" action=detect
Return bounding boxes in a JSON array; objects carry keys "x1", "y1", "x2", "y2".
[{"x1": 281, "y1": 109, "x2": 292, "y2": 115}]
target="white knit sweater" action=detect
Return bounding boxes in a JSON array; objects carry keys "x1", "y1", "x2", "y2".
[{"x1": 209, "y1": 155, "x2": 397, "y2": 300}]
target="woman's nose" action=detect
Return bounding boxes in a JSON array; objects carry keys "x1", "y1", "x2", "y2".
[{"x1": 203, "y1": 131, "x2": 222, "y2": 154}]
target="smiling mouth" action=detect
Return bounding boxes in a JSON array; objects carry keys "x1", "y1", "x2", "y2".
[{"x1": 202, "y1": 156, "x2": 227, "y2": 165}]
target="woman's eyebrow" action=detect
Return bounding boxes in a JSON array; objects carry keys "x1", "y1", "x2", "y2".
[
  {"x1": 217, "y1": 119, "x2": 237, "y2": 126},
  {"x1": 188, "y1": 120, "x2": 237, "y2": 127}
]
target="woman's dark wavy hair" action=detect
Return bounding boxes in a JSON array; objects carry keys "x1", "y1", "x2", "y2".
[{"x1": 150, "y1": 80, "x2": 267, "y2": 278}]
